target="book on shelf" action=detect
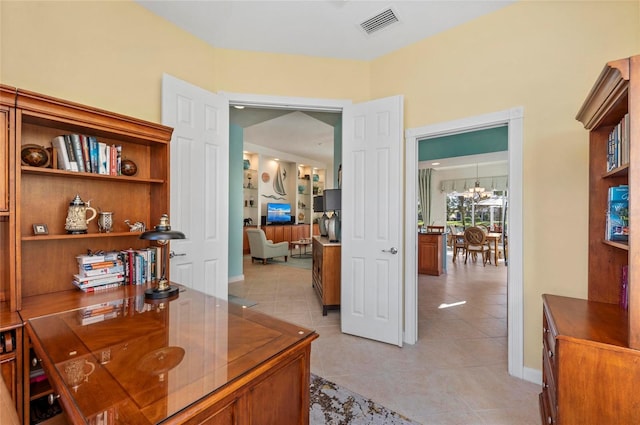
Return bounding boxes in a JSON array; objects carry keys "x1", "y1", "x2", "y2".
[
  {"x1": 89, "y1": 136, "x2": 99, "y2": 173},
  {"x1": 48, "y1": 134, "x2": 125, "y2": 175},
  {"x1": 72, "y1": 274, "x2": 124, "y2": 290},
  {"x1": 606, "y1": 113, "x2": 630, "y2": 172},
  {"x1": 69, "y1": 134, "x2": 85, "y2": 172},
  {"x1": 77, "y1": 263, "x2": 124, "y2": 278},
  {"x1": 51, "y1": 135, "x2": 72, "y2": 171},
  {"x1": 63, "y1": 135, "x2": 79, "y2": 172},
  {"x1": 620, "y1": 265, "x2": 629, "y2": 311},
  {"x1": 76, "y1": 251, "x2": 120, "y2": 265},
  {"x1": 80, "y1": 134, "x2": 92, "y2": 172},
  {"x1": 606, "y1": 184, "x2": 629, "y2": 242}
]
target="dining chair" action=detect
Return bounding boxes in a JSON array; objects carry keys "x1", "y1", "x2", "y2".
[
  {"x1": 463, "y1": 226, "x2": 491, "y2": 266},
  {"x1": 452, "y1": 231, "x2": 466, "y2": 263}
]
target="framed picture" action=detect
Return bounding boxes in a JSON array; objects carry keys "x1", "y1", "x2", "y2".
[{"x1": 33, "y1": 224, "x2": 48, "y2": 235}]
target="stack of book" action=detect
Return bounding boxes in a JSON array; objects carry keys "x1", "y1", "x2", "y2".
[
  {"x1": 606, "y1": 184, "x2": 629, "y2": 242},
  {"x1": 51, "y1": 134, "x2": 122, "y2": 175},
  {"x1": 73, "y1": 252, "x2": 125, "y2": 292}
]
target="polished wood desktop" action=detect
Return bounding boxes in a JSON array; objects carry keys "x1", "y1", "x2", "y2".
[{"x1": 23, "y1": 285, "x2": 318, "y2": 424}]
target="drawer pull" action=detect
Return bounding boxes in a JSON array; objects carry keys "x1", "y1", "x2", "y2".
[
  {"x1": 548, "y1": 350, "x2": 553, "y2": 358},
  {"x1": 48, "y1": 393, "x2": 60, "y2": 405},
  {"x1": 544, "y1": 327, "x2": 550, "y2": 334},
  {"x1": 547, "y1": 415, "x2": 553, "y2": 424}
]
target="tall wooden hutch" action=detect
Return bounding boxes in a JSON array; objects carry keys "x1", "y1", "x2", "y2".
[
  {"x1": 0, "y1": 85, "x2": 172, "y2": 423},
  {"x1": 540, "y1": 56, "x2": 640, "y2": 424}
]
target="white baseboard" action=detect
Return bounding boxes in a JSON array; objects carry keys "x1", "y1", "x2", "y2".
[
  {"x1": 228, "y1": 274, "x2": 244, "y2": 283},
  {"x1": 523, "y1": 366, "x2": 542, "y2": 386}
]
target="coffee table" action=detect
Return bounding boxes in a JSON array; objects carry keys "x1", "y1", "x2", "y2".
[{"x1": 290, "y1": 239, "x2": 312, "y2": 258}]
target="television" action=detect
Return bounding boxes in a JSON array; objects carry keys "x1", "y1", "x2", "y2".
[{"x1": 267, "y1": 203, "x2": 291, "y2": 224}]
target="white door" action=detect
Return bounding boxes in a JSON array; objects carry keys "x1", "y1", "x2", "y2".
[
  {"x1": 341, "y1": 96, "x2": 404, "y2": 346},
  {"x1": 162, "y1": 74, "x2": 229, "y2": 298}
]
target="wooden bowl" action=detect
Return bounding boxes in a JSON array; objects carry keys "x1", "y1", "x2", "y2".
[{"x1": 21, "y1": 144, "x2": 50, "y2": 168}]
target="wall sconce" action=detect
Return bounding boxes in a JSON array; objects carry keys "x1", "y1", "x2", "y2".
[{"x1": 140, "y1": 214, "x2": 186, "y2": 300}]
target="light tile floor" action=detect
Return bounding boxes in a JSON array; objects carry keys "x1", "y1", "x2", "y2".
[{"x1": 229, "y1": 251, "x2": 541, "y2": 425}]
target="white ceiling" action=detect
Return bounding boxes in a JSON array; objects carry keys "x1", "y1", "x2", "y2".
[{"x1": 137, "y1": 0, "x2": 515, "y2": 163}]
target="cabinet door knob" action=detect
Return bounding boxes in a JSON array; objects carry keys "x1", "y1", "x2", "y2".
[
  {"x1": 547, "y1": 415, "x2": 553, "y2": 424},
  {"x1": 548, "y1": 350, "x2": 553, "y2": 358},
  {"x1": 48, "y1": 393, "x2": 60, "y2": 405}
]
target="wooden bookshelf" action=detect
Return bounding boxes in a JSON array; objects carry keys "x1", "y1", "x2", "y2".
[
  {"x1": 540, "y1": 55, "x2": 640, "y2": 424},
  {"x1": 0, "y1": 84, "x2": 173, "y2": 424}
]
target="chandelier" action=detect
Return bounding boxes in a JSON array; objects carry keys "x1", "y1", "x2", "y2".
[{"x1": 469, "y1": 164, "x2": 485, "y2": 194}]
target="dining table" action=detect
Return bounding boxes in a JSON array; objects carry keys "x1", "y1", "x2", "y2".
[{"x1": 484, "y1": 232, "x2": 503, "y2": 267}]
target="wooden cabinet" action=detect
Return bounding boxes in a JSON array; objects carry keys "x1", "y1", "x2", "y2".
[
  {"x1": 262, "y1": 224, "x2": 309, "y2": 245},
  {"x1": 0, "y1": 106, "x2": 9, "y2": 213},
  {"x1": 312, "y1": 236, "x2": 340, "y2": 315},
  {"x1": 540, "y1": 55, "x2": 640, "y2": 424},
  {"x1": 0, "y1": 85, "x2": 172, "y2": 424},
  {"x1": 0, "y1": 308, "x2": 23, "y2": 422},
  {"x1": 418, "y1": 232, "x2": 444, "y2": 275},
  {"x1": 540, "y1": 295, "x2": 640, "y2": 424}
]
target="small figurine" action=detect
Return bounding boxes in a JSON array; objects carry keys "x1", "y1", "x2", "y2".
[{"x1": 124, "y1": 219, "x2": 145, "y2": 232}]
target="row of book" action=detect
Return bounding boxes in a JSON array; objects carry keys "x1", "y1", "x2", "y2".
[
  {"x1": 51, "y1": 134, "x2": 122, "y2": 175},
  {"x1": 606, "y1": 113, "x2": 630, "y2": 172},
  {"x1": 605, "y1": 184, "x2": 629, "y2": 242},
  {"x1": 74, "y1": 248, "x2": 161, "y2": 292}
]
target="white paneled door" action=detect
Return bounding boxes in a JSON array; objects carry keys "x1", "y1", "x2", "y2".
[
  {"x1": 341, "y1": 96, "x2": 404, "y2": 346},
  {"x1": 162, "y1": 74, "x2": 229, "y2": 298}
]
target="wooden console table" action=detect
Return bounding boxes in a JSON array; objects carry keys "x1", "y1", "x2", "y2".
[
  {"x1": 312, "y1": 237, "x2": 341, "y2": 315},
  {"x1": 23, "y1": 285, "x2": 318, "y2": 424}
]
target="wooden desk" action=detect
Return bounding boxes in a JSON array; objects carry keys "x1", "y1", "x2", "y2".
[{"x1": 23, "y1": 286, "x2": 318, "y2": 424}]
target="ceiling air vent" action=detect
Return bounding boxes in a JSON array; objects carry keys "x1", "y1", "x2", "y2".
[{"x1": 360, "y1": 8, "x2": 399, "y2": 35}]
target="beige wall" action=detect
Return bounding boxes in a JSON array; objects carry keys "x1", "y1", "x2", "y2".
[
  {"x1": 2, "y1": 0, "x2": 639, "y2": 373},
  {"x1": 371, "y1": 0, "x2": 639, "y2": 370},
  {"x1": 0, "y1": 1, "x2": 370, "y2": 121}
]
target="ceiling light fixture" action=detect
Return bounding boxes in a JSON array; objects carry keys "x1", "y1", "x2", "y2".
[
  {"x1": 469, "y1": 164, "x2": 485, "y2": 194},
  {"x1": 233, "y1": 105, "x2": 245, "y2": 109}
]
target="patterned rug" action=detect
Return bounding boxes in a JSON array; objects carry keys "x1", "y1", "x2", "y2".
[{"x1": 310, "y1": 374, "x2": 421, "y2": 425}]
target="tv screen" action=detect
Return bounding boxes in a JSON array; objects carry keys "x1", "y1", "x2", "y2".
[{"x1": 267, "y1": 203, "x2": 291, "y2": 224}]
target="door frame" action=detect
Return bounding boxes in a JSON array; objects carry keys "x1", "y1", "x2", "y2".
[{"x1": 404, "y1": 107, "x2": 525, "y2": 379}]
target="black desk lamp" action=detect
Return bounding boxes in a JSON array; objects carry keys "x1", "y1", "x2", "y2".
[{"x1": 140, "y1": 214, "x2": 186, "y2": 299}]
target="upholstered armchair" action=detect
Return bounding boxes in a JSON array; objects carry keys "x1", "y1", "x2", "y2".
[{"x1": 246, "y1": 228, "x2": 289, "y2": 264}]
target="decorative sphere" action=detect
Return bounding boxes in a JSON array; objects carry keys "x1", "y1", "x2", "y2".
[
  {"x1": 21, "y1": 144, "x2": 50, "y2": 168},
  {"x1": 120, "y1": 159, "x2": 138, "y2": 176}
]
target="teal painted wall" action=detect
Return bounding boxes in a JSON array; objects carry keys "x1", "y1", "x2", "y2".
[
  {"x1": 333, "y1": 120, "x2": 342, "y2": 188},
  {"x1": 418, "y1": 126, "x2": 508, "y2": 161},
  {"x1": 229, "y1": 124, "x2": 244, "y2": 279}
]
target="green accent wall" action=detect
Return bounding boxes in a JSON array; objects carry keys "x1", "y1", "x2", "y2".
[
  {"x1": 229, "y1": 124, "x2": 244, "y2": 279},
  {"x1": 333, "y1": 121, "x2": 342, "y2": 188},
  {"x1": 418, "y1": 126, "x2": 508, "y2": 161}
]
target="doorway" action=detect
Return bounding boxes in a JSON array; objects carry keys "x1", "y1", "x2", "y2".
[{"x1": 405, "y1": 107, "x2": 525, "y2": 379}]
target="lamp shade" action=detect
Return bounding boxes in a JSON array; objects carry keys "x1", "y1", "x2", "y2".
[
  {"x1": 323, "y1": 189, "x2": 341, "y2": 211},
  {"x1": 140, "y1": 214, "x2": 186, "y2": 241},
  {"x1": 313, "y1": 195, "x2": 324, "y2": 212}
]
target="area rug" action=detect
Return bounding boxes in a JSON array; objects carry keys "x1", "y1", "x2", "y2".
[
  {"x1": 310, "y1": 374, "x2": 421, "y2": 425},
  {"x1": 266, "y1": 256, "x2": 312, "y2": 270}
]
